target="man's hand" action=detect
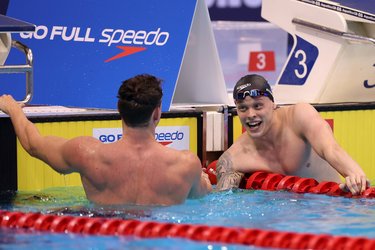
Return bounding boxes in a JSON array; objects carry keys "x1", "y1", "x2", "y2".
[
  {"x1": 201, "y1": 171, "x2": 213, "y2": 192},
  {"x1": 0, "y1": 94, "x2": 22, "y2": 115},
  {"x1": 339, "y1": 176, "x2": 370, "y2": 195},
  {"x1": 202, "y1": 165, "x2": 217, "y2": 185}
]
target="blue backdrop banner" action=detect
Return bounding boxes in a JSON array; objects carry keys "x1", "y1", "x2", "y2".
[{"x1": 4, "y1": 0, "x2": 197, "y2": 111}]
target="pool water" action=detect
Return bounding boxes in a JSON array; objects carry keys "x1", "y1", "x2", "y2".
[{"x1": 1, "y1": 186, "x2": 375, "y2": 249}]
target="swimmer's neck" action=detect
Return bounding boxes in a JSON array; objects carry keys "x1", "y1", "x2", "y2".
[{"x1": 122, "y1": 124, "x2": 156, "y2": 143}]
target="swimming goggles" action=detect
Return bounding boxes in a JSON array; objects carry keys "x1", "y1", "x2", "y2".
[{"x1": 235, "y1": 89, "x2": 272, "y2": 100}]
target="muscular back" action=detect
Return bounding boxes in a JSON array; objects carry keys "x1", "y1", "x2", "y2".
[{"x1": 69, "y1": 138, "x2": 199, "y2": 205}]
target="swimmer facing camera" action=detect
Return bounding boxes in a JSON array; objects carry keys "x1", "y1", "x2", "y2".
[{"x1": 215, "y1": 74, "x2": 370, "y2": 196}]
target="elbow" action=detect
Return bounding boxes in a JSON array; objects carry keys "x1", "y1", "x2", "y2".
[
  {"x1": 25, "y1": 142, "x2": 39, "y2": 158},
  {"x1": 23, "y1": 143, "x2": 44, "y2": 160},
  {"x1": 22, "y1": 132, "x2": 44, "y2": 158},
  {"x1": 21, "y1": 123, "x2": 43, "y2": 158}
]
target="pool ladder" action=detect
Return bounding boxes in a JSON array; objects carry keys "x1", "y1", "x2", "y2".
[{"x1": 0, "y1": 39, "x2": 33, "y2": 104}]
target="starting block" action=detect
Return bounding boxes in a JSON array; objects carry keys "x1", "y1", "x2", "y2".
[{"x1": 262, "y1": 0, "x2": 375, "y2": 104}]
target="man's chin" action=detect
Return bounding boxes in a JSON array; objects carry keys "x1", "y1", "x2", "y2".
[{"x1": 246, "y1": 127, "x2": 263, "y2": 138}]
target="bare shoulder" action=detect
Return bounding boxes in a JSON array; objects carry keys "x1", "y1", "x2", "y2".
[
  {"x1": 287, "y1": 103, "x2": 329, "y2": 136},
  {"x1": 66, "y1": 136, "x2": 101, "y2": 149},
  {"x1": 169, "y1": 150, "x2": 202, "y2": 185},
  {"x1": 179, "y1": 150, "x2": 202, "y2": 169},
  {"x1": 285, "y1": 103, "x2": 319, "y2": 124},
  {"x1": 72, "y1": 135, "x2": 100, "y2": 143},
  {"x1": 63, "y1": 136, "x2": 103, "y2": 160},
  {"x1": 54, "y1": 136, "x2": 104, "y2": 174},
  {"x1": 223, "y1": 133, "x2": 253, "y2": 163},
  {"x1": 227, "y1": 131, "x2": 253, "y2": 155},
  {"x1": 289, "y1": 103, "x2": 318, "y2": 117}
]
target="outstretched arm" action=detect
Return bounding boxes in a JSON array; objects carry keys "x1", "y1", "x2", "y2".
[
  {"x1": 216, "y1": 151, "x2": 244, "y2": 191},
  {"x1": 187, "y1": 153, "x2": 212, "y2": 199},
  {"x1": 293, "y1": 103, "x2": 369, "y2": 195},
  {"x1": 0, "y1": 95, "x2": 80, "y2": 174}
]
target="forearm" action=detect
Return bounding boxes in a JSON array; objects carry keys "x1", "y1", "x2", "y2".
[
  {"x1": 324, "y1": 144, "x2": 365, "y2": 178},
  {"x1": 8, "y1": 105, "x2": 43, "y2": 156},
  {"x1": 12, "y1": 111, "x2": 73, "y2": 173},
  {"x1": 294, "y1": 103, "x2": 368, "y2": 194},
  {"x1": 200, "y1": 172, "x2": 213, "y2": 194},
  {"x1": 216, "y1": 172, "x2": 244, "y2": 190},
  {"x1": 188, "y1": 172, "x2": 212, "y2": 199},
  {"x1": 0, "y1": 95, "x2": 73, "y2": 174},
  {"x1": 324, "y1": 144, "x2": 369, "y2": 194}
]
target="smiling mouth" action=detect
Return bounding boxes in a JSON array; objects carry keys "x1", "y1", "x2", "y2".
[{"x1": 246, "y1": 121, "x2": 262, "y2": 129}]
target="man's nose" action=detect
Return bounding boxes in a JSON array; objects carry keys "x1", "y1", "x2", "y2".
[{"x1": 247, "y1": 108, "x2": 256, "y2": 118}]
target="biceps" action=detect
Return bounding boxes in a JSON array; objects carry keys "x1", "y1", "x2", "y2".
[
  {"x1": 305, "y1": 120, "x2": 337, "y2": 156},
  {"x1": 294, "y1": 106, "x2": 334, "y2": 156}
]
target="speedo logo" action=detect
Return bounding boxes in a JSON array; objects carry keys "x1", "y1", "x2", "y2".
[
  {"x1": 92, "y1": 126, "x2": 190, "y2": 150},
  {"x1": 19, "y1": 25, "x2": 170, "y2": 62},
  {"x1": 155, "y1": 131, "x2": 185, "y2": 146},
  {"x1": 155, "y1": 126, "x2": 190, "y2": 150}
]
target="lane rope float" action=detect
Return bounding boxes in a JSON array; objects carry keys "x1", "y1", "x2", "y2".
[
  {"x1": 2, "y1": 163, "x2": 374, "y2": 249},
  {"x1": 1, "y1": 210, "x2": 375, "y2": 249},
  {"x1": 205, "y1": 160, "x2": 375, "y2": 198}
]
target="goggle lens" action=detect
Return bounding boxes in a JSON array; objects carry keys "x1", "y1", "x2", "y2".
[{"x1": 236, "y1": 89, "x2": 270, "y2": 100}]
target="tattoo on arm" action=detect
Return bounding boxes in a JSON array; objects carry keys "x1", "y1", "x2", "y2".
[{"x1": 216, "y1": 152, "x2": 244, "y2": 190}]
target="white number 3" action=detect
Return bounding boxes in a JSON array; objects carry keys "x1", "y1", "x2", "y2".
[{"x1": 294, "y1": 49, "x2": 308, "y2": 79}]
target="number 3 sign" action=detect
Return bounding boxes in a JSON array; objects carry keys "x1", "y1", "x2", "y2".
[
  {"x1": 279, "y1": 36, "x2": 319, "y2": 85},
  {"x1": 248, "y1": 51, "x2": 276, "y2": 72}
]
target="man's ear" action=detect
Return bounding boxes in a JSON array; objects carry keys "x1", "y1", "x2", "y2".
[{"x1": 153, "y1": 105, "x2": 161, "y2": 125}]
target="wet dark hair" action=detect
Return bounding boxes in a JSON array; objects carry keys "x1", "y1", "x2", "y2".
[{"x1": 117, "y1": 74, "x2": 163, "y2": 127}]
